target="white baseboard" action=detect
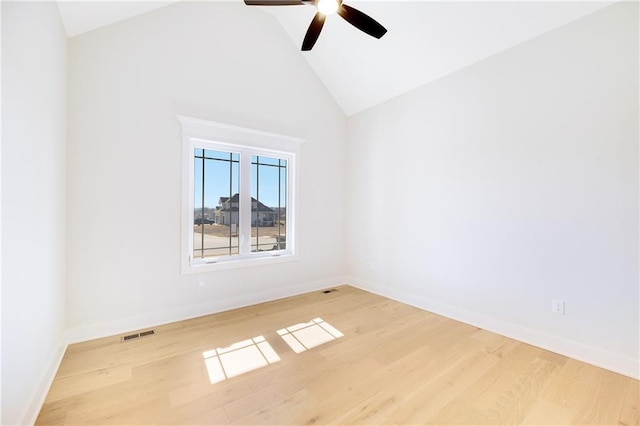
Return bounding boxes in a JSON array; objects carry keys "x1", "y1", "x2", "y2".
[
  {"x1": 66, "y1": 276, "x2": 348, "y2": 344},
  {"x1": 347, "y1": 276, "x2": 639, "y2": 380},
  {"x1": 21, "y1": 339, "x2": 68, "y2": 426}
]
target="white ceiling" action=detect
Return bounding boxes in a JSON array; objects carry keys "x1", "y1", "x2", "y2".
[
  {"x1": 56, "y1": 0, "x2": 612, "y2": 115},
  {"x1": 56, "y1": 0, "x2": 179, "y2": 37}
]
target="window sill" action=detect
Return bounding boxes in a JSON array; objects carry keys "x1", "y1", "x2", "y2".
[{"x1": 182, "y1": 253, "x2": 299, "y2": 274}]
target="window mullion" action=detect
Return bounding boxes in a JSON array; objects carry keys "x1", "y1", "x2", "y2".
[
  {"x1": 286, "y1": 154, "x2": 293, "y2": 254},
  {"x1": 187, "y1": 138, "x2": 196, "y2": 266},
  {"x1": 239, "y1": 151, "x2": 252, "y2": 256},
  {"x1": 200, "y1": 152, "x2": 205, "y2": 259}
]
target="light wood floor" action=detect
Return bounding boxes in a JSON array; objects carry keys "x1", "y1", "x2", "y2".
[{"x1": 37, "y1": 286, "x2": 638, "y2": 425}]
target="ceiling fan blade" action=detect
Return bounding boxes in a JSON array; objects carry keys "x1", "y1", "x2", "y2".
[
  {"x1": 244, "y1": 0, "x2": 306, "y2": 5},
  {"x1": 337, "y1": 3, "x2": 387, "y2": 39},
  {"x1": 301, "y1": 12, "x2": 326, "y2": 51}
]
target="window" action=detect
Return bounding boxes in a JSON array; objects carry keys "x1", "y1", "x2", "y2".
[{"x1": 179, "y1": 116, "x2": 301, "y2": 273}]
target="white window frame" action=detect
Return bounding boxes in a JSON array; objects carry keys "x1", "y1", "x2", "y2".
[{"x1": 179, "y1": 116, "x2": 302, "y2": 273}]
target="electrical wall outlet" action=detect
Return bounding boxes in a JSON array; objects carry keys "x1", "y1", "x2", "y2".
[
  {"x1": 552, "y1": 299, "x2": 565, "y2": 315},
  {"x1": 198, "y1": 278, "x2": 205, "y2": 287}
]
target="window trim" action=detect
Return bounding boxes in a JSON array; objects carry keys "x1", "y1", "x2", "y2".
[{"x1": 179, "y1": 115, "x2": 303, "y2": 274}]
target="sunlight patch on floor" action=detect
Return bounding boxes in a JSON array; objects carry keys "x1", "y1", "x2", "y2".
[
  {"x1": 202, "y1": 319, "x2": 343, "y2": 384},
  {"x1": 203, "y1": 336, "x2": 280, "y2": 384},
  {"x1": 277, "y1": 318, "x2": 344, "y2": 354}
]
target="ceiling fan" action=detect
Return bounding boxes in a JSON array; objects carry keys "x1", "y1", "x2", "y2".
[{"x1": 244, "y1": 0, "x2": 387, "y2": 51}]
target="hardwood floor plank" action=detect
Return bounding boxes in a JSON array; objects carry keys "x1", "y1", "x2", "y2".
[
  {"x1": 619, "y1": 379, "x2": 640, "y2": 426},
  {"x1": 169, "y1": 376, "x2": 253, "y2": 409},
  {"x1": 183, "y1": 406, "x2": 230, "y2": 425},
  {"x1": 481, "y1": 357, "x2": 559, "y2": 425},
  {"x1": 392, "y1": 348, "x2": 501, "y2": 424},
  {"x1": 44, "y1": 364, "x2": 133, "y2": 403},
  {"x1": 572, "y1": 368, "x2": 631, "y2": 425},
  {"x1": 427, "y1": 397, "x2": 488, "y2": 425},
  {"x1": 521, "y1": 399, "x2": 573, "y2": 425}
]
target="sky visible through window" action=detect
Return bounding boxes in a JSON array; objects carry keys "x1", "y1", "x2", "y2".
[{"x1": 194, "y1": 149, "x2": 286, "y2": 209}]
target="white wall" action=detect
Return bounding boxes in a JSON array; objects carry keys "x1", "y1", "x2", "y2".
[
  {"x1": 347, "y1": 2, "x2": 639, "y2": 378},
  {"x1": 1, "y1": 2, "x2": 68, "y2": 424},
  {"x1": 66, "y1": 2, "x2": 348, "y2": 340}
]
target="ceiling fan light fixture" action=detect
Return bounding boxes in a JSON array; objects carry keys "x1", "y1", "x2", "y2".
[
  {"x1": 243, "y1": 0, "x2": 386, "y2": 51},
  {"x1": 317, "y1": 0, "x2": 339, "y2": 15}
]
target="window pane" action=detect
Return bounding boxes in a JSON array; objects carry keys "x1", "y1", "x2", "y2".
[
  {"x1": 253, "y1": 156, "x2": 280, "y2": 166},
  {"x1": 251, "y1": 156, "x2": 287, "y2": 252},
  {"x1": 202, "y1": 149, "x2": 239, "y2": 162},
  {"x1": 193, "y1": 149, "x2": 240, "y2": 259}
]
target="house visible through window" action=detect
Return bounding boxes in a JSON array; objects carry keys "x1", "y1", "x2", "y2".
[
  {"x1": 192, "y1": 150, "x2": 288, "y2": 259},
  {"x1": 180, "y1": 116, "x2": 301, "y2": 273},
  {"x1": 193, "y1": 149, "x2": 240, "y2": 259}
]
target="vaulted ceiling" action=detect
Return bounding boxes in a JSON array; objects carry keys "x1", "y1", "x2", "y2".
[{"x1": 56, "y1": 0, "x2": 612, "y2": 116}]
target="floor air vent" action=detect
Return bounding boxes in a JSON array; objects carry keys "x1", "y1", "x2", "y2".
[
  {"x1": 121, "y1": 329, "x2": 155, "y2": 343},
  {"x1": 122, "y1": 333, "x2": 139, "y2": 342}
]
